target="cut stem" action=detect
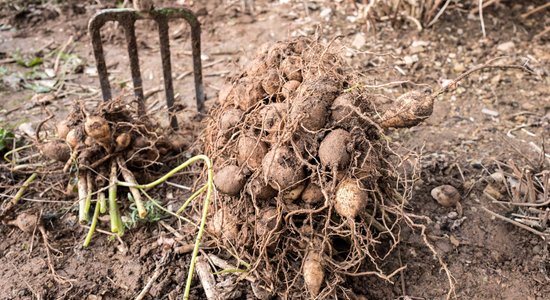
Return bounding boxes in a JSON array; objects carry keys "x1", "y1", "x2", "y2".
[
  {"x1": 78, "y1": 171, "x2": 89, "y2": 224},
  {"x1": 108, "y1": 160, "x2": 122, "y2": 234},
  {"x1": 116, "y1": 157, "x2": 147, "y2": 218},
  {"x1": 98, "y1": 192, "x2": 107, "y2": 214},
  {"x1": 83, "y1": 201, "x2": 101, "y2": 247},
  {"x1": 116, "y1": 154, "x2": 214, "y2": 299},
  {"x1": 85, "y1": 172, "x2": 93, "y2": 216},
  {"x1": 1, "y1": 173, "x2": 37, "y2": 218}
]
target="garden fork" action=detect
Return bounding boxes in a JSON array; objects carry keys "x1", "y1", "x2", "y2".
[{"x1": 88, "y1": 7, "x2": 205, "y2": 129}]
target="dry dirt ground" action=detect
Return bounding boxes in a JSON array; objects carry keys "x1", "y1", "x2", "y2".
[{"x1": 0, "y1": 0, "x2": 549, "y2": 299}]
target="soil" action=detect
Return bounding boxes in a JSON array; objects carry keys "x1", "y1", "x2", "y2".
[{"x1": 1, "y1": 1, "x2": 549, "y2": 299}]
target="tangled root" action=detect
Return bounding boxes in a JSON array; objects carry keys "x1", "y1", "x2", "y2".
[{"x1": 203, "y1": 37, "x2": 436, "y2": 299}]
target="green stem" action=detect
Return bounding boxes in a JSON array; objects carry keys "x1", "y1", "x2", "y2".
[
  {"x1": 141, "y1": 189, "x2": 198, "y2": 227},
  {"x1": 117, "y1": 155, "x2": 214, "y2": 300},
  {"x1": 99, "y1": 192, "x2": 107, "y2": 214},
  {"x1": 3, "y1": 173, "x2": 38, "y2": 216},
  {"x1": 176, "y1": 185, "x2": 207, "y2": 215},
  {"x1": 3, "y1": 144, "x2": 33, "y2": 164},
  {"x1": 83, "y1": 201, "x2": 101, "y2": 247},
  {"x1": 117, "y1": 155, "x2": 210, "y2": 190},
  {"x1": 182, "y1": 156, "x2": 213, "y2": 300}
]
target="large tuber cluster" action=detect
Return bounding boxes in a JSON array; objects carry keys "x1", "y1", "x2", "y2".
[{"x1": 204, "y1": 37, "x2": 433, "y2": 299}]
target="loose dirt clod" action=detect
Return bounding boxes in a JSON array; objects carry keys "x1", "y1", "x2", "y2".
[
  {"x1": 8, "y1": 212, "x2": 39, "y2": 233},
  {"x1": 302, "y1": 181, "x2": 324, "y2": 205},
  {"x1": 203, "y1": 37, "x2": 436, "y2": 299}
]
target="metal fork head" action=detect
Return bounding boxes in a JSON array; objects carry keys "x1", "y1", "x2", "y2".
[{"x1": 88, "y1": 8, "x2": 205, "y2": 130}]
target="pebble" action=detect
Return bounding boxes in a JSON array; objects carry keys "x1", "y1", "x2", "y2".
[
  {"x1": 403, "y1": 55, "x2": 419, "y2": 65},
  {"x1": 351, "y1": 33, "x2": 366, "y2": 49},
  {"x1": 490, "y1": 171, "x2": 506, "y2": 183},
  {"x1": 453, "y1": 63, "x2": 465, "y2": 73},
  {"x1": 481, "y1": 108, "x2": 499, "y2": 117},
  {"x1": 447, "y1": 211, "x2": 459, "y2": 219},
  {"x1": 497, "y1": 41, "x2": 515, "y2": 53}
]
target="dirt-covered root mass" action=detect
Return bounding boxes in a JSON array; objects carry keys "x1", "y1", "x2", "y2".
[
  {"x1": 203, "y1": 37, "x2": 434, "y2": 299},
  {"x1": 12, "y1": 97, "x2": 194, "y2": 230}
]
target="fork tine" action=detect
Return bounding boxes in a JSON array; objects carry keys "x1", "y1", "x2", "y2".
[
  {"x1": 89, "y1": 21, "x2": 112, "y2": 101},
  {"x1": 88, "y1": 8, "x2": 205, "y2": 129},
  {"x1": 156, "y1": 17, "x2": 178, "y2": 129},
  {"x1": 121, "y1": 17, "x2": 146, "y2": 114}
]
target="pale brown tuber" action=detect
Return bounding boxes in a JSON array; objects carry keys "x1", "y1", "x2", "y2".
[
  {"x1": 262, "y1": 146, "x2": 305, "y2": 190},
  {"x1": 41, "y1": 140, "x2": 71, "y2": 162},
  {"x1": 431, "y1": 185, "x2": 460, "y2": 207},
  {"x1": 319, "y1": 129, "x2": 352, "y2": 170},
  {"x1": 303, "y1": 251, "x2": 324, "y2": 297},
  {"x1": 214, "y1": 165, "x2": 247, "y2": 196},
  {"x1": 335, "y1": 178, "x2": 367, "y2": 219},
  {"x1": 237, "y1": 135, "x2": 268, "y2": 171}
]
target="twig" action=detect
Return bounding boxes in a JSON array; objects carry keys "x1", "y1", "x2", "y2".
[
  {"x1": 534, "y1": 26, "x2": 550, "y2": 41},
  {"x1": 135, "y1": 254, "x2": 169, "y2": 300},
  {"x1": 481, "y1": 206, "x2": 549, "y2": 240},
  {"x1": 54, "y1": 35, "x2": 74, "y2": 75},
  {"x1": 433, "y1": 62, "x2": 537, "y2": 99},
  {"x1": 521, "y1": 2, "x2": 550, "y2": 19},
  {"x1": 427, "y1": 0, "x2": 452, "y2": 27},
  {"x1": 478, "y1": 0, "x2": 486, "y2": 38}
]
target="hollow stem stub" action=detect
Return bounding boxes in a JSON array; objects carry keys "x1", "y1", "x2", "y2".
[
  {"x1": 1, "y1": 173, "x2": 37, "y2": 218},
  {"x1": 108, "y1": 160, "x2": 122, "y2": 234},
  {"x1": 78, "y1": 172, "x2": 89, "y2": 224},
  {"x1": 117, "y1": 157, "x2": 147, "y2": 218}
]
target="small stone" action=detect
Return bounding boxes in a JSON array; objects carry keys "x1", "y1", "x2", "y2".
[
  {"x1": 351, "y1": 33, "x2": 366, "y2": 49},
  {"x1": 481, "y1": 108, "x2": 499, "y2": 117},
  {"x1": 453, "y1": 63, "x2": 465, "y2": 73},
  {"x1": 497, "y1": 41, "x2": 515, "y2": 53},
  {"x1": 319, "y1": 7, "x2": 332, "y2": 20},
  {"x1": 447, "y1": 211, "x2": 459, "y2": 219},
  {"x1": 409, "y1": 46, "x2": 425, "y2": 54},
  {"x1": 403, "y1": 55, "x2": 419, "y2": 65},
  {"x1": 489, "y1": 172, "x2": 506, "y2": 183},
  {"x1": 521, "y1": 101, "x2": 536, "y2": 110},
  {"x1": 471, "y1": 159, "x2": 483, "y2": 169}
]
